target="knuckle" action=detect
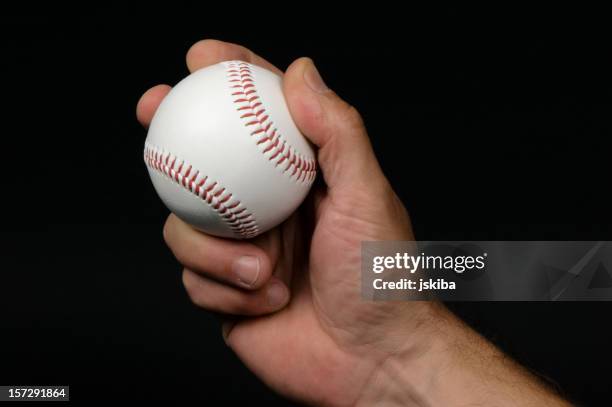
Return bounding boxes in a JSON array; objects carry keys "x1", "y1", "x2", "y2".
[
  {"x1": 186, "y1": 39, "x2": 208, "y2": 59},
  {"x1": 340, "y1": 103, "x2": 365, "y2": 129},
  {"x1": 182, "y1": 274, "x2": 209, "y2": 308},
  {"x1": 190, "y1": 293, "x2": 208, "y2": 309},
  {"x1": 189, "y1": 293, "x2": 209, "y2": 309},
  {"x1": 162, "y1": 216, "x2": 173, "y2": 244},
  {"x1": 182, "y1": 270, "x2": 255, "y2": 315},
  {"x1": 172, "y1": 246, "x2": 192, "y2": 269},
  {"x1": 181, "y1": 269, "x2": 196, "y2": 292}
]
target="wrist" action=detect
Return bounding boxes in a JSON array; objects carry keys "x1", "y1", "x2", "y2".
[
  {"x1": 355, "y1": 303, "x2": 570, "y2": 407},
  {"x1": 354, "y1": 302, "x2": 451, "y2": 407}
]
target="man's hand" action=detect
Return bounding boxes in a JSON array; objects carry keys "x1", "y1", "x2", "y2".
[{"x1": 137, "y1": 40, "x2": 570, "y2": 406}]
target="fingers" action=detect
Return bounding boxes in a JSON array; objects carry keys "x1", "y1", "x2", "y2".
[
  {"x1": 182, "y1": 268, "x2": 289, "y2": 315},
  {"x1": 137, "y1": 40, "x2": 281, "y2": 129},
  {"x1": 167, "y1": 214, "x2": 290, "y2": 315},
  {"x1": 136, "y1": 84, "x2": 172, "y2": 128},
  {"x1": 164, "y1": 214, "x2": 275, "y2": 290},
  {"x1": 283, "y1": 57, "x2": 387, "y2": 190},
  {"x1": 186, "y1": 39, "x2": 282, "y2": 75}
]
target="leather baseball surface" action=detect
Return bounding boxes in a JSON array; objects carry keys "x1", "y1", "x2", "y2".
[{"x1": 144, "y1": 61, "x2": 316, "y2": 238}]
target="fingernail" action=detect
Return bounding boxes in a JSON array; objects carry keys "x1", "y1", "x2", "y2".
[
  {"x1": 304, "y1": 59, "x2": 329, "y2": 93},
  {"x1": 267, "y1": 282, "x2": 288, "y2": 308},
  {"x1": 232, "y1": 256, "x2": 260, "y2": 288}
]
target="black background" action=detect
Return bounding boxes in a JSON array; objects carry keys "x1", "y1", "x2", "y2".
[{"x1": 1, "y1": 8, "x2": 611, "y2": 405}]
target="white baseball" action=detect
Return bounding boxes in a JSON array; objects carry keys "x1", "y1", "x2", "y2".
[{"x1": 144, "y1": 61, "x2": 316, "y2": 239}]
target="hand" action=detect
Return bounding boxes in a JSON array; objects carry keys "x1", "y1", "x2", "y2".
[{"x1": 137, "y1": 40, "x2": 570, "y2": 406}]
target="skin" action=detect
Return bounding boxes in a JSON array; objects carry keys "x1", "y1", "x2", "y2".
[{"x1": 137, "y1": 39, "x2": 571, "y2": 406}]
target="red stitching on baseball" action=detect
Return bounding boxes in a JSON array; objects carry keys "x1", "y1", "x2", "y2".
[
  {"x1": 144, "y1": 144, "x2": 259, "y2": 238},
  {"x1": 225, "y1": 61, "x2": 316, "y2": 183}
]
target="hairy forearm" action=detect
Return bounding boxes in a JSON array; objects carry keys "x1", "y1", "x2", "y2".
[{"x1": 357, "y1": 304, "x2": 571, "y2": 407}]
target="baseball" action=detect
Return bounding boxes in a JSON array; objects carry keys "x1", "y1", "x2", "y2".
[{"x1": 144, "y1": 61, "x2": 316, "y2": 239}]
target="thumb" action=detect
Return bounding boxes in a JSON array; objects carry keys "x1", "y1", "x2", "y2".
[{"x1": 283, "y1": 57, "x2": 386, "y2": 190}]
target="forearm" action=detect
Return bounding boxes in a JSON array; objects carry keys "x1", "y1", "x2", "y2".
[{"x1": 357, "y1": 305, "x2": 571, "y2": 407}]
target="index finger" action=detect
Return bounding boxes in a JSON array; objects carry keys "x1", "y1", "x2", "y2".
[{"x1": 186, "y1": 39, "x2": 283, "y2": 76}]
